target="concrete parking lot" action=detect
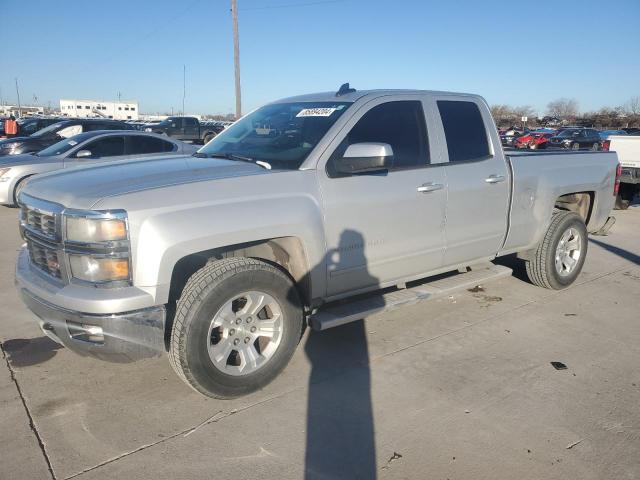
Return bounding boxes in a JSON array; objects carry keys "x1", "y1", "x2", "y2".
[{"x1": 1, "y1": 205, "x2": 639, "y2": 480}]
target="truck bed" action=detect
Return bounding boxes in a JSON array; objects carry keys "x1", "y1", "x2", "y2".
[{"x1": 500, "y1": 150, "x2": 618, "y2": 255}]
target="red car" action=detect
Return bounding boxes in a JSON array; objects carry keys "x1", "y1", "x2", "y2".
[{"x1": 515, "y1": 132, "x2": 553, "y2": 149}]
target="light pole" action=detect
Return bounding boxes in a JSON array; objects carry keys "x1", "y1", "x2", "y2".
[
  {"x1": 15, "y1": 78, "x2": 22, "y2": 117},
  {"x1": 231, "y1": 0, "x2": 241, "y2": 119}
]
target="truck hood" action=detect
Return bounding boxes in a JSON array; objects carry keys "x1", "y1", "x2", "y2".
[{"x1": 22, "y1": 154, "x2": 271, "y2": 209}]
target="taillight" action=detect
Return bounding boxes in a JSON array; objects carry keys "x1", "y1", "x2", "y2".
[
  {"x1": 602, "y1": 140, "x2": 610, "y2": 151},
  {"x1": 614, "y1": 163, "x2": 622, "y2": 196}
]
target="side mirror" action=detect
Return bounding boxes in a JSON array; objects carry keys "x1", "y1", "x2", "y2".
[
  {"x1": 75, "y1": 150, "x2": 92, "y2": 158},
  {"x1": 334, "y1": 142, "x2": 394, "y2": 175}
]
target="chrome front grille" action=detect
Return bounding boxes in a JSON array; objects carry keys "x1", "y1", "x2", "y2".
[
  {"x1": 22, "y1": 205, "x2": 57, "y2": 240},
  {"x1": 19, "y1": 195, "x2": 65, "y2": 280},
  {"x1": 26, "y1": 239, "x2": 62, "y2": 279}
]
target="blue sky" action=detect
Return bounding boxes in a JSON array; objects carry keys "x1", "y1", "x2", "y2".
[{"x1": 1, "y1": 0, "x2": 639, "y2": 116}]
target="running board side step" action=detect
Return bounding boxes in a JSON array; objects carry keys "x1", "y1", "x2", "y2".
[{"x1": 309, "y1": 263, "x2": 512, "y2": 331}]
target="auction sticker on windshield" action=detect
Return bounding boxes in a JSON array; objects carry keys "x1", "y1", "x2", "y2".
[{"x1": 296, "y1": 107, "x2": 337, "y2": 117}]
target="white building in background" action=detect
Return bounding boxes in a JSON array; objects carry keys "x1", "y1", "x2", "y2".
[{"x1": 59, "y1": 99, "x2": 139, "y2": 120}]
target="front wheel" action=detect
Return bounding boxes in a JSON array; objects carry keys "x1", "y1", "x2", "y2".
[
  {"x1": 591, "y1": 142, "x2": 599, "y2": 151},
  {"x1": 203, "y1": 132, "x2": 217, "y2": 144},
  {"x1": 169, "y1": 257, "x2": 304, "y2": 398},
  {"x1": 525, "y1": 211, "x2": 588, "y2": 289},
  {"x1": 571, "y1": 142, "x2": 580, "y2": 151}
]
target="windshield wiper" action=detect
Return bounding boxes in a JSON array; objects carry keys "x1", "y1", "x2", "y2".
[{"x1": 204, "y1": 152, "x2": 271, "y2": 169}]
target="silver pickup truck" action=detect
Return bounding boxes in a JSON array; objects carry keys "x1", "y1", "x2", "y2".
[{"x1": 16, "y1": 87, "x2": 619, "y2": 398}]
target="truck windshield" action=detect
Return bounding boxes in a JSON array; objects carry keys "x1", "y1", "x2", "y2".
[{"x1": 197, "y1": 102, "x2": 351, "y2": 169}]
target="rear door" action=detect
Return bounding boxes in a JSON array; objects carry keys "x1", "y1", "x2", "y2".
[
  {"x1": 125, "y1": 135, "x2": 177, "y2": 157},
  {"x1": 433, "y1": 97, "x2": 510, "y2": 266},
  {"x1": 317, "y1": 96, "x2": 447, "y2": 297},
  {"x1": 183, "y1": 118, "x2": 199, "y2": 140}
]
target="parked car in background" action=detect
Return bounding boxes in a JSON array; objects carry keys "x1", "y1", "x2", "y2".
[
  {"x1": 599, "y1": 130, "x2": 627, "y2": 141},
  {"x1": 515, "y1": 131, "x2": 554, "y2": 149},
  {"x1": 0, "y1": 131, "x2": 197, "y2": 206},
  {"x1": 500, "y1": 128, "x2": 529, "y2": 147},
  {"x1": 547, "y1": 128, "x2": 602, "y2": 150},
  {"x1": 621, "y1": 127, "x2": 640, "y2": 135},
  {"x1": 15, "y1": 87, "x2": 617, "y2": 398},
  {"x1": 145, "y1": 116, "x2": 224, "y2": 144},
  {"x1": 9, "y1": 117, "x2": 62, "y2": 139},
  {"x1": 602, "y1": 135, "x2": 640, "y2": 209},
  {"x1": 0, "y1": 119, "x2": 133, "y2": 156}
]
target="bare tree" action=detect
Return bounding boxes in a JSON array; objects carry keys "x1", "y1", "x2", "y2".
[
  {"x1": 626, "y1": 96, "x2": 640, "y2": 116},
  {"x1": 546, "y1": 98, "x2": 579, "y2": 120}
]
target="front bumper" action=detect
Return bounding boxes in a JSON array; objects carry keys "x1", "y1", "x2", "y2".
[
  {"x1": 20, "y1": 290, "x2": 165, "y2": 362},
  {"x1": 16, "y1": 247, "x2": 166, "y2": 363}
]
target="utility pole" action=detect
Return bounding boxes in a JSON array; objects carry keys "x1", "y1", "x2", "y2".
[
  {"x1": 15, "y1": 78, "x2": 22, "y2": 117},
  {"x1": 182, "y1": 64, "x2": 186, "y2": 116},
  {"x1": 231, "y1": 0, "x2": 241, "y2": 119}
]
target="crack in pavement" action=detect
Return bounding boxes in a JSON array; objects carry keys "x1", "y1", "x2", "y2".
[
  {"x1": 63, "y1": 389, "x2": 301, "y2": 479},
  {"x1": 1, "y1": 341, "x2": 57, "y2": 480},
  {"x1": 55, "y1": 264, "x2": 640, "y2": 478}
]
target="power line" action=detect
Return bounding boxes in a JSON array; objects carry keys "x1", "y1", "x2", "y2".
[{"x1": 240, "y1": 0, "x2": 346, "y2": 11}]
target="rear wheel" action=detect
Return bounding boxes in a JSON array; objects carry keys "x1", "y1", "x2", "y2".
[
  {"x1": 591, "y1": 142, "x2": 599, "y2": 151},
  {"x1": 203, "y1": 132, "x2": 217, "y2": 144},
  {"x1": 571, "y1": 142, "x2": 580, "y2": 151},
  {"x1": 169, "y1": 257, "x2": 304, "y2": 398},
  {"x1": 525, "y1": 211, "x2": 587, "y2": 290}
]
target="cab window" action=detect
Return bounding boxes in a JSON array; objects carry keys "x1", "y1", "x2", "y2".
[
  {"x1": 331, "y1": 101, "x2": 429, "y2": 172},
  {"x1": 437, "y1": 100, "x2": 490, "y2": 162}
]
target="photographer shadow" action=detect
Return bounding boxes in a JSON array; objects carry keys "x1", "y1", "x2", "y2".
[{"x1": 302, "y1": 229, "x2": 383, "y2": 480}]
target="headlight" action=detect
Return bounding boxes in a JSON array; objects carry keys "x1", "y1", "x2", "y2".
[
  {"x1": 1, "y1": 142, "x2": 19, "y2": 150},
  {"x1": 66, "y1": 216, "x2": 127, "y2": 243},
  {"x1": 69, "y1": 255, "x2": 130, "y2": 283},
  {"x1": 144, "y1": 127, "x2": 152, "y2": 132}
]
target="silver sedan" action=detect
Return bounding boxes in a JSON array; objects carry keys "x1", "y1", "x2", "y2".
[{"x1": 0, "y1": 130, "x2": 198, "y2": 206}]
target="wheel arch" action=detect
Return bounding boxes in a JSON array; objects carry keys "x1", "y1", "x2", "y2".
[
  {"x1": 168, "y1": 236, "x2": 312, "y2": 306},
  {"x1": 554, "y1": 191, "x2": 594, "y2": 225}
]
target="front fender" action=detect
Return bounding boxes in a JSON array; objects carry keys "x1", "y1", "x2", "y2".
[{"x1": 129, "y1": 194, "x2": 326, "y2": 304}]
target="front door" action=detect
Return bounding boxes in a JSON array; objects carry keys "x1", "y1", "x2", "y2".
[
  {"x1": 433, "y1": 97, "x2": 510, "y2": 266},
  {"x1": 318, "y1": 98, "x2": 447, "y2": 298},
  {"x1": 65, "y1": 135, "x2": 127, "y2": 167}
]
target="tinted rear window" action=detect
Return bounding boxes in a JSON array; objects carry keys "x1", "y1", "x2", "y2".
[
  {"x1": 128, "y1": 136, "x2": 176, "y2": 154},
  {"x1": 437, "y1": 100, "x2": 490, "y2": 162}
]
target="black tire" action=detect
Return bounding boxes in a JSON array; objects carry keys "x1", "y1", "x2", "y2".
[
  {"x1": 169, "y1": 257, "x2": 303, "y2": 398},
  {"x1": 615, "y1": 194, "x2": 630, "y2": 210},
  {"x1": 591, "y1": 142, "x2": 599, "y2": 151},
  {"x1": 203, "y1": 132, "x2": 216, "y2": 144},
  {"x1": 525, "y1": 211, "x2": 588, "y2": 290},
  {"x1": 571, "y1": 142, "x2": 580, "y2": 151}
]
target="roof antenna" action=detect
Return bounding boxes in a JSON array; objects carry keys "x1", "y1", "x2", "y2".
[{"x1": 336, "y1": 83, "x2": 356, "y2": 97}]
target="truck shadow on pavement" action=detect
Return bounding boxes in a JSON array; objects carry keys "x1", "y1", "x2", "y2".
[
  {"x1": 589, "y1": 237, "x2": 640, "y2": 266},
  {"x1": 300, "y1": 229, "x2": 382, "y2": 480},
  {"x1": 1, "y1": 336, "x2": 63, "y2": 368}
]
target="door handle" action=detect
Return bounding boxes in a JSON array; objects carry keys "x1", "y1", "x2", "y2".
[
  {"x1": 417, "y1": 182, "x2": 444, "y2": 193},
  {"x1": 485, "y1": 174, "x2": 506, "y2": 184}
]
